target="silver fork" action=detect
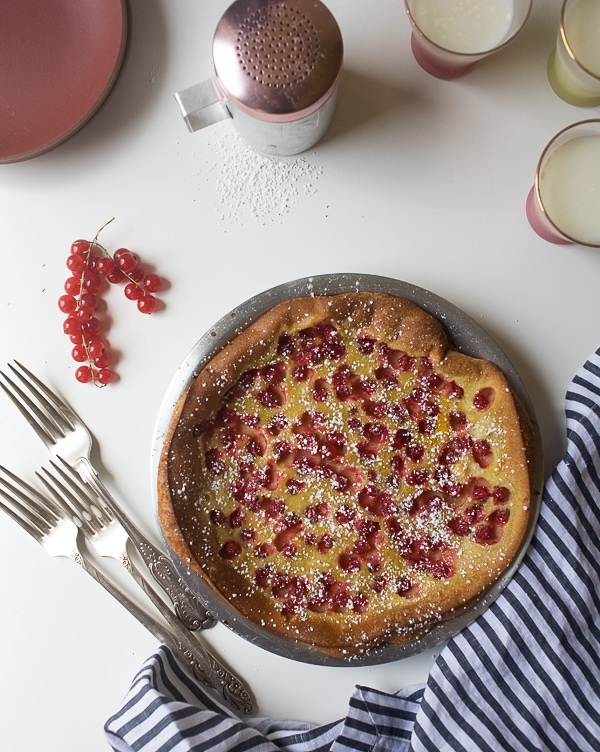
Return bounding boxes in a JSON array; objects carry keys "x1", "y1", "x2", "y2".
[
  {"x1": 0, "y1": 360, "x2": 215, "y2": 630},
  {"x1": 0, "y1": 462, "x2": 254, "y2": 715}
]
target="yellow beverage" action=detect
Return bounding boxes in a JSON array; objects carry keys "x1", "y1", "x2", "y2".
[
  {"x1": 548, "y1": 0, "x2": 600, "y2": 106},
  {"x1": 539, "y1": 134, "x2": 600, "y2": 245},
  {"x1": 565, "y1": 0, "x2": 600, "y2": 74},
  {"x1": 411, "y1": 0, "x2": 515, "y2": 53}
]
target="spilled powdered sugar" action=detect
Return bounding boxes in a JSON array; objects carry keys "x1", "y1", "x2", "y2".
[{"x1": 202, "y1": 126, "x2": 324, "y2": 226}]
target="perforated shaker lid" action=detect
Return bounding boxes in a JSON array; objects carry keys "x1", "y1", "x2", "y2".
[{"x1": 212, "y1": 0, "x2": 343, "y2": 123}]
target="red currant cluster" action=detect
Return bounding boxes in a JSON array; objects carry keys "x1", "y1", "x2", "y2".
[{"x1": 58, "y1": 220, "x2": 163, "y2": 385}]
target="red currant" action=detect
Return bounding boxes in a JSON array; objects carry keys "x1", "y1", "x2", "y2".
[
  {"x1": 137, "y1": 294, "x2": 157, "y2": 314},
  {"x1": 82, "y1": 316, "x2": 101, "y2": 335},
  {"x1": 77, "y1": 304, "x2": 96, "y2": 322},
  {"x1": 96, "y1": 368, "x2": 114, "y2": 385},
  {"x1": 106, "y1": 267, "x2": 126, "y2": 284},
  {"x1": 95, "y1": 256, "x2": 116, "y2": 276},
  {"x1": 66, "y1": 254, "x2": 86, "y2": 273},
  {"x1": 71, "y1": 343, "x2": 88, "y2": 362},
  {"x1": 87, "y1": 338, "x2": 108, "y2": 360},
  {"x1": 116, "y1": 250, "x2": 137, "y2": 273},
  {"x1": 58, "y1": 295, "x2": 77, "y2": 314},
  {"x1": 82, "y1": 271, "x2": 102, "y2": 293},
  {"x1": 124, "y1": 281, "x2": 142, "y2": 301},
  {"x1": 128, "y1": 266, "x2": 144, "y2": 282},
  {"x1": 143, "y1": 273, "x2": 162, "y2": 293},
  {"x1": 75, "y1": 365, "x2": 93, "y2": 383},
  {"x1": 64, "y1": 276, "x2": 82, "y2": 296},
  {"x1": 80, "y1": 292, "x2": 98, "y2": 309},
  {"x1": 93, "y1": 351, "x2": 111, "y2": 369},
  {"x1": 63, "y1": 316, "x2": 82, "y2": 335},
  {"x1": 63, "y1": 221, "x2": 164, "y2": 385},
  {"x1": 71, "y1": 239, "x2": 91, "y2": 256}
]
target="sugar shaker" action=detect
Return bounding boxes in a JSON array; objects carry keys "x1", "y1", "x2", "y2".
[{"x1": 175, "y1": 0, "x2": 343, "y2": 156}]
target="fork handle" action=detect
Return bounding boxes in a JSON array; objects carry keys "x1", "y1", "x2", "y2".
[
  {"x1": 75, "y1": 457, "x2": 216, "y2": 630},
  {"x1": 74, "y1": 547, "x2": 254, "y2": 715},
  {"x1": 123, "y1": 551, "x2": 255, "y2": 716}
]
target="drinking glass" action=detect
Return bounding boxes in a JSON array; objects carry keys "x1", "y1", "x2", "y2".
[
  {"x1": 404, "y1": 0, "x2": 532, "y2": 79},
  {"x1": 526, "y1": 120, "x2": 600, "y2": 248},
  {"x1": 547, "y1": 0, "x2": 600, "y2": 107}
]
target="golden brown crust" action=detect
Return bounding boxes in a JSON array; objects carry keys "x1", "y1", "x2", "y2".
[{"x1": 158, "y1": 293, "x2": 534, "y2": 658}]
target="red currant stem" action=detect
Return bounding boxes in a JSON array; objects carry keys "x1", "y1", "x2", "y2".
[
  {"x1": 89, "y1": 221, "x2": 148, "y2": 297},
  {"x1": 121, "y1": 268, "x2": 147, "y2": 294},
  {"x1": 88, "y1": 217, "x2": 115, "y2": 261},
  {"x1": 75, "y1": 217, "x2": 115, "y2": 298},
  {"x1": 94, "y1": 217, "x2": 115, "y2": 238}
]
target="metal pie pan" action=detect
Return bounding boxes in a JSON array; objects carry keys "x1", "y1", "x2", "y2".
[{"x1": 151, "y1": 273, "x2": 542, "y2": 667}]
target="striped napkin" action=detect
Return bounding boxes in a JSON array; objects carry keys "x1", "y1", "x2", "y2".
[{"x1": 105, "y1": 350, "x2": 600, "y2": 752}]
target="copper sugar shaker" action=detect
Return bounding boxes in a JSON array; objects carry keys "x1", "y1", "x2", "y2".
[{"x1": 175, "y1": 0, "x2": 343, "y2": 156}]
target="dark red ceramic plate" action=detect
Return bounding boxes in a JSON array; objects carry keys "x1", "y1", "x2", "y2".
[{"x1": 0, "y1": 0, "x2": 127, "y2": 163}]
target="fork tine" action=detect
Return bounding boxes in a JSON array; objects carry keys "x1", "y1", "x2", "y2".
[
  {"x1": 54, "y1": 456, "x2": 116, "y2": 527},
  {"x1": 0, "y1": 465, "x2": 59, "y2": 539},
  {"x1": 36, "y1": 459, "x2": 109, "y2": 537},
  {"x1": 0, "y1": 464, "x2": 61, "y2": 525},
  {"x1": 0, "y1": 496, "x2": 43, "y2": 540},
  {"x1": 0, "y1": 372, "x2": 60, "y2": 448},
  {"x1": 0, "y1": 363, "x2": 69, "y2": 448},
  {"x1": 11, "y1": 361, "x2": 80, "y2": 428}
]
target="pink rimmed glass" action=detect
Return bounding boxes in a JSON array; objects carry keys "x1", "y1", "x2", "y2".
[
  {"x1": 404, "y1": 0, "x2": 532, "y2": 80},
  {"x1": 547, "y1": 0, "x2": 600, "y2": 107},
  {"x1": 526, "y1": 120, "x2": 600, "y2": 248}
]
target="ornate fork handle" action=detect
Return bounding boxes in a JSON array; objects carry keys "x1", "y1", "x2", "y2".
[
  {"x1": 126, "y1": 558, "x2": 254, "y2": 715},
  {"x1": 74, "y1": 460, "x2": 253, "y2": 713},
  {"x1": 137, "y1": 540, "x2": 217, "y2": 629},
  {"x1": 74, "y1": 544, "x2": 253, "y2": 715},
  {"x1": 75, "y1": 457, "x2": 216, "y2": 630}
]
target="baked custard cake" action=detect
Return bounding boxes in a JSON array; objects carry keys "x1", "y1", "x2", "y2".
[{"x1": 158, "y1": 292, "x2": 534, "y2": 658}]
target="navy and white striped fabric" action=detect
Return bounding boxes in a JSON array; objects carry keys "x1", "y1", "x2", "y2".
[{"x1": 106, "y1": 350, "x2": 600, "y2": 752}]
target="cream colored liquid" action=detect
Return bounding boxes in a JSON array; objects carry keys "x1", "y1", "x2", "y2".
[
  {"x1": 564, "y1": 0, "x2": 600, "y2": 75},
  {"x1": 539, "y1": 135, "x2": 600, "y2": 244},
  {"x1": 411, "y1": 0, "x2": 515, "y2": 53}
]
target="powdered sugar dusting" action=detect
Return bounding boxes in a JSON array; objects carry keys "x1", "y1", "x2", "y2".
[
  {"x1": 164, "y1": 295, "x2": 531, "y2": 657},
  {"x1": 203, "y1": 126, "x2": 323, "y2": 226}
]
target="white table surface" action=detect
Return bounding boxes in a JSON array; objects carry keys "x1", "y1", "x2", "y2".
[{"x1": 1, "y1": 0, "x2": 599, "y2": 749}]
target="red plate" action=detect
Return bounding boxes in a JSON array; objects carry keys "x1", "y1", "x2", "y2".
[{"x1": 0, "y1": 0, "x2": 127, "y2": 163}]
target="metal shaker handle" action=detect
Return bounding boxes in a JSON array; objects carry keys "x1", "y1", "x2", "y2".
[{"x1": 175, "y1": 78, "x2": 231, "y2": 132}]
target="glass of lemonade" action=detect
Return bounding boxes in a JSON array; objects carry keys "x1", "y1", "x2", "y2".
[
  {"x1": 547, "y1": 0, "x2": 600, "y2": 107},
  {"x1": 526, "y1": 120, "x2": 600, "y2": 247},
  {"x1": 403, "y1": 0, "x2": 532, "y2": 79}
]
